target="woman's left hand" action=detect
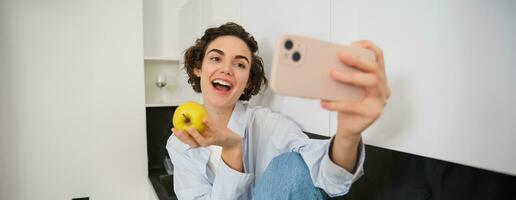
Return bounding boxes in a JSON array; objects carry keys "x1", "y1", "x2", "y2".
[{"x1": 321, "y1": 40, "x2": 391, "y2": 140}]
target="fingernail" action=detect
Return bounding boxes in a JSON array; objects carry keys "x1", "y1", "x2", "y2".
[
  {"x1": 321, "y1": 101, "x2": 329, "y2": 107},
  {"x1": 330, "y1": 69, "x2": 338, "y2": 77},
  {"x1": 341, "y1": 52, "x2": 355, "y2": 61}
]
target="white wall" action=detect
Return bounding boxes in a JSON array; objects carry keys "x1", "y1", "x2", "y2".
[
  {"x1": 235, "y1": 0, "x2": 516, "y2": 175},
  {"x1": 331, "y1": 0, "x2": 516, "y2": 176},
  {"x1": 173, "y1": 0, "x2": 516, "y2": 175},
  {"x1": 0, "y1": 0, "x2": 148, "y2": 199},
  {"x1": 240, "y1": 0, "x2": 333, "y2": 136}
]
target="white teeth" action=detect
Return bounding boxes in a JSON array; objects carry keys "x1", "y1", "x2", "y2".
[{"x1": 212, "y1": 79, "x2": 232, "y2": 87}]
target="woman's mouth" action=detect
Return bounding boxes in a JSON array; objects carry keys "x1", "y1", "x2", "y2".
[{"x1": 211, "y1": 79, "x2": 233, "y2": 94}]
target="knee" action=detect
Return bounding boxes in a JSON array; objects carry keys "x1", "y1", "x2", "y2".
[
  {"x1": 268, "y1": 152, "x2": 311, "y2": 183},
  {"x1": 255, "y1": 152, "x2": 319, "y2": 199},
  {"x1": 269, "y1": 152, "x2": 304, "y2": 168}
]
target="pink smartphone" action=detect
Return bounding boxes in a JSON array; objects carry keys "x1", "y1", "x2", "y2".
[{"x1": 270, "y1": 34, "x2": 376, "y2": 101}]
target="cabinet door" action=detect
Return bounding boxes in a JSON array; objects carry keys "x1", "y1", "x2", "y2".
[
  {"x1": 331, "y1": 0, "x2": 516, "y2": 175},
  {"x1": 241, "y1": 0, "x2": 332, "y2": 136},
  {"x1": 178, "y1": 0, "x2": 211, "y2": 53},
  {"x1": 143, "y1": 0, "x2": 180, "y2": 57}
]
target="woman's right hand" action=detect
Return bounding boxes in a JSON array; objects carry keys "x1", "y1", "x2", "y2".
[
  {"x1": 172, "y1": 119, "x2": 242, "y2": 149},
  {"x1": 172, "y1": 119, "x2": 244, "y2": 171}
]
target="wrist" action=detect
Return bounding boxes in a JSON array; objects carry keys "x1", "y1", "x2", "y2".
[
  {"x1": 336, "y1": 130, "x2": 361, "y2": 143},
  {"x1": 331, "y1": 134, "x2": 361, "y2": 172},
  {"x1": 223, "y1": 135, "x2": 242, "y2": 151},
  {"x1": 221, "y1": 138, "x2": 243, "y2": 172}
]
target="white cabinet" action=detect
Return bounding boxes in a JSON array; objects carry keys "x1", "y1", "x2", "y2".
[
  {"x1": 143, "y1": 0, "x2": 181, "y2": 58},
  {"x1": 143, "y1": 0, "x2": 201, "y2": 107},
  {"x1": 240, "y1": 0, "x2": 333, "y2": 136},
  {"x1": 177, "y1": 0, "x2": 241, "y2": 54},
  {"x1": 177, "y1": 0, "x2": 212, "y2": 59},
  {"x1": 330, "y1": 0, "x2": 516, "y2": 175},
  {"x1": 222, "y1": 0, "x2": 516, "y2": 175}
]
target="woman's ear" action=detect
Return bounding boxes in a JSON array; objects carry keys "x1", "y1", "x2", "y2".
[{"x1": 193, "y1": 67, "x2": 201, "y2": 77}]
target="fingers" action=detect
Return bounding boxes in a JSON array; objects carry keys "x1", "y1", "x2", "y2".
[
  {"x1": 321, "y1": 100, "x2": 383, "y2": 119},
  {"x1": 349, "y1": 40, "x2": 387, "y2": 85},
  {"x1": 351, "y1": 40, "x2": 384, "y2": 68},
  {"x1": 330, "y1": 69, "x2": 378, "y2": 88},
  {"x1": 343, "y1": 40, "x2": 391, "y2": 100},
  {"x1": 188, "y1": 128, "x2": 211, "y2": 147},
  {"x1": 173, "y1": 127, "x2": 212, "y2": 147},
  {"x1": 203, "y1": 119, "x2": 215, "y2": 131},
  {"x1": 338, "y1": 53, "x2": 378, "y2": 73},
  {"x1": 172, "y1": 128, "x2": 199, "y2": 148},
  {"x1": 321, "y1": 100, "x2": 360, "y2": 114}
]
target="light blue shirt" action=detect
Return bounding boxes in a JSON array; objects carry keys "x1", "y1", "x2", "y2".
[{"x1": 166, "y1": 101, "x2": 365, "y2": 200}]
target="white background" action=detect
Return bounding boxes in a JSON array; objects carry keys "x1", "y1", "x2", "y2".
[
  {"x1": 1, "y1": 1, "x2": 515, "y2": 199},
  {"x1": 0, "y1": 0, "x2": 148, "y2": 199},
  {"x1": 238, "y1": 0, "x2": 516, "y2": 176}
]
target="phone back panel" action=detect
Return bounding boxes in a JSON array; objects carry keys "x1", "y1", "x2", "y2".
[{"x1": 270, "y1": 34, "x2": 376, "y2": 101}]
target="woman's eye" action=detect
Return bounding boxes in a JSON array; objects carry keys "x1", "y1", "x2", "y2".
[
  {"x1": 210, "y1": 57, "x2": 220, "y2": 62},
  {"x1": 237, "y1": 63, "x2": 246, "y2": 68}
]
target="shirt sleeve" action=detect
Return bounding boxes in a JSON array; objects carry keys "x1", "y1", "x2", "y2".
[
  {"x1": 312, "y1": 137, "x2": 365, "y2": 197},
  {"x1": 267, "y1": 113, "x2": 365, "y2": 197},
  {"x1": 211, "y1": 158, "x2": 254, "y2": 199},
  {"x1": 166, "y1": 134, "x2": 254, "y2": 200}
]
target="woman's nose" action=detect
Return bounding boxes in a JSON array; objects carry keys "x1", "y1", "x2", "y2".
[{"x1": 221, "y1": 62, "x2": 233, "y2": 75}]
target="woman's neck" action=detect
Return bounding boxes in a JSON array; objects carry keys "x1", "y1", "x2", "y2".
[{"x1": 204, "y1": 102, "x2": 236, "y2": 126}]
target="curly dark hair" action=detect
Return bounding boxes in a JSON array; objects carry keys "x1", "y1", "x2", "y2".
[{"x1": 183, "y1": 22, "x2": 268, "y2": 101}]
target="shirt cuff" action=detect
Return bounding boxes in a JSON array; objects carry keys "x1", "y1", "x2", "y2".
[
  {"x1": 211, "y1": 159, "x2": 255, "y2": 199},
  {"x1": 320, "y1": 137, "x2": 366, "y2": 197}
]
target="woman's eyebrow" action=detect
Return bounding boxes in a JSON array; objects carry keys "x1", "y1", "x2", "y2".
[
  {"x1": 207, "y1": 48, "x2": 224, "y2": 55},
  {"x1": 235, "y1": 55, "x2": 250, "y2": 64},
  {"x1": 208, "y1": 48, "x2": 250, "y2": 64}
]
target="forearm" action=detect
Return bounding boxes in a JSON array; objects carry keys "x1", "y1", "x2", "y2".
[
  {"x1": 221, "y1": 141, "x2": 244, "y2": 172},
  {"x1": 330, "y1": 134, "x2": 361, "y2": 173}
]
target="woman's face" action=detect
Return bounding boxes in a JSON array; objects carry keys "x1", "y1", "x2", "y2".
[{"x1": 194, "y1": 36, "x2": 252, "y2": 109}]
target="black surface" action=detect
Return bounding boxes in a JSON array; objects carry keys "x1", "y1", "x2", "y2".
[
  {"x1": 147, "y1": 113, "x2": 516, "y2": 200},
  {"x1": 149, "y1": 168, "x2": 177, "y2": 200},
  {"x1": 146, "y1": 106, "x2": 178, "y2": 200},
  {"x1": 333, "y1": 145, "x2": 516, "y2": 200},
  {"x1": 146, "y1": 106, "x2": 176, "y2": 170},
  {"x1": 302, "y1": 132, "x2": 516, "y2": 200}
]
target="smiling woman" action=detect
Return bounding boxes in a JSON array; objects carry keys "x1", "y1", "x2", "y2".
[
  {"x1": 183, "y1": 23, "x2": 267, "y2": 102},
  {"x1": 192, "y1": 36, "x2": 254, "y2": 109},
  {"x1": 166, "y1": 22, "x2": 390, "y2": 200}
]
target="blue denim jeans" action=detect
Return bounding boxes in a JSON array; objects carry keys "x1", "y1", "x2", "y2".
[{"x1": 253, "y1": 152, "x2": 329, "y2": 200}]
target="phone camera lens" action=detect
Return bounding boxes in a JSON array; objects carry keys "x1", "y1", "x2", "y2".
[
  {"x1": 284, "y1": 40, "x2": 293, "y2": 50},
  {"x1": 292, "y1": 52, "x2": 301, "y2": 62}
]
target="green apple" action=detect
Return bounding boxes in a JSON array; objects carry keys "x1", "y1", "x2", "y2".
[{"x1": 173, "y1": 101, "x2": 208, "y2": 134}]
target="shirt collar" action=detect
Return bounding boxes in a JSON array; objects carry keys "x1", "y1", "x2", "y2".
[{"x1": 227, "y1": 101, "x2": 248, "y2": 138}]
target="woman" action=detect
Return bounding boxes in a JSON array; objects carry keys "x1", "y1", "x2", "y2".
[{"x1": 166, "y1": 22, "x2": 390, "y2": 200}]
